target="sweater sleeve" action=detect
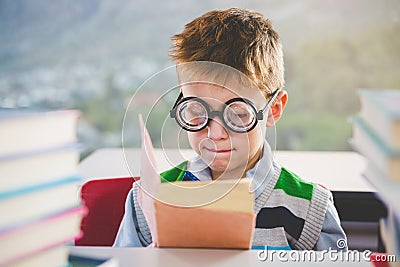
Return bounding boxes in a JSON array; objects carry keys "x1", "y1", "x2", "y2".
[
  {"x1": 313, "y1": 194, "x2": 348, "y2": 251},
  {"x1": 113, "y1": 183, "x2": 152, "y2": 247}
]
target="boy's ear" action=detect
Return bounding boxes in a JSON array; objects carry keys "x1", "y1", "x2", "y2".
[{"x1": 266, "y1": 90, "x2": 288, "y2": 128}]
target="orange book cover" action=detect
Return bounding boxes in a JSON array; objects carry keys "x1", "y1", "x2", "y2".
[{"x1": 154, "y1": 202, "x2": 255, "y2": 249}]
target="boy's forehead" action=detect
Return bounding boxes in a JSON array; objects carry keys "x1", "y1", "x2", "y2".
[
  {"x1": 176, "y1": 61, "x2": 266, "y2": 106},
  {"x1": 181, "y1": 82, "x2": 266, "y2": 107}
]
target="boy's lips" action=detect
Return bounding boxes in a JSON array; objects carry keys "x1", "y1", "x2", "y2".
[{"x1": 204, "y1": 147, "x2": 234, "y2": 153}]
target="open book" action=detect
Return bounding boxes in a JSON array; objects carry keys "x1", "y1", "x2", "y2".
[{"x1": 137, "y1": 115, "x2": 255, "y2": 249}]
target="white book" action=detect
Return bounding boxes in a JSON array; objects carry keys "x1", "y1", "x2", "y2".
[
  {"x1": 0, "y1": 206, "x2": 85, "y2": 266},
  {"x1": 379, "y1": 211, "x2": 400, "y2": 260},
  {"x1": 0, "y1": 176, "x2": 81, "y2": 231},
  {"x1": 10, "y1": 245, "x2": 68, "y2": 267},
  {"x1": 363, "y1": 163, "x2": 400, "y2": 218},
  {"x1": 358, "y1": 89, "x2": 400, "y2": 149},
  {"x1": 350, "y1": 116, "x2": 400, "y2": 180},
  {"x1": 0, "y1": 145, "x2": 80, "y2": 192},
  {"x1": 0, "y1": 109, "x2": 80, "y2": 157}
]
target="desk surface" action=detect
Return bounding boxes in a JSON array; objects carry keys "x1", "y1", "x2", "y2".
[
  {"x1": 68, "y1": 246, "x2": 373, "y2": 267},
  {"x1": 78, "y1": 148, "x2": 373, "y2": 192},
  {"x1": 77, "y1": 149, "x2": 387, "y2": 251}
]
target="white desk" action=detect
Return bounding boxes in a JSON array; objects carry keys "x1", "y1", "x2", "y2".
[
  {"x1": 78, "y1": 148, "x2": 373, "y2": 192},
  {"x1": 78, "y1": 149, "x2": 386, "y2": 251},
  {"x1": 68, "y1": 246, "x2": 373, "y2": 267}
]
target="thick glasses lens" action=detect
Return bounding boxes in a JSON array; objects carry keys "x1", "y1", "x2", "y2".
[
  {"x1": 224, "y1": 101, "x2": 257, "y2": 132},
  {"x1": 176, "y1": 100, "x2": 208, "y2": 131}
]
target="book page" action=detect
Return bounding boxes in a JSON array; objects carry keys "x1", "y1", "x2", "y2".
[
  {"x1": 157, "y1": 179, "x2": 253, "y2": 212},
  {"x1": 137, "y1": 114, "x2": 160, "y2": 243}
]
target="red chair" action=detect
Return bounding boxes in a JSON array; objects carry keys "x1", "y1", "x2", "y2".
[{"x1": 75, "y1": 177, "x2": 137, "y2": 246}]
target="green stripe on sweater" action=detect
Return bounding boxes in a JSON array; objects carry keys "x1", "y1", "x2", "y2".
[
  {"x1": 274, "y1": 167, "x2": 314, "y2": 201},
  {"x1": 160, "y1": 161, "x2": 188, "y2": 182}
]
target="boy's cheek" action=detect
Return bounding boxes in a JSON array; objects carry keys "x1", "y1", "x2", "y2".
[{"x1": 187, "y1": 132, "x2": 204, "y2": 154}]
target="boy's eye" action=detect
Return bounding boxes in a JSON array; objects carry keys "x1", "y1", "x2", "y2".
[
  {"x1": 233, "y1": 113, "x2": 249, "y2": 118},
  {"x1": 229, "y1": 111, "x2": 250, "y2": 120},
  {"x1": 225, "y1": 104, "x2": 254, "y2": 126},
  {"x1": 180, "y1": 101, "x2": 207, "y2": 125},
  {"x1": 187, "y1": 103, "x2": 206, "y2": 116}
]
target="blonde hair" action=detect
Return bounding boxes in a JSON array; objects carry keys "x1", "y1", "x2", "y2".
[{"x1": 170, "y1": 8, "x2": 284, "y2": 98}]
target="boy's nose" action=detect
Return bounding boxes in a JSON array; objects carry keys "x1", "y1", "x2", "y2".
[{"x1": 207, "y1": 117, "x2": 228, "y2": 140}]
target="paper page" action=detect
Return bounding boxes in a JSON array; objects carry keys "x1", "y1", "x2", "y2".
[
  {"x1": 138, "y1": 114, "x2": 160, "y2": 243},
  {"x1": 157, "y1": 179, "x2": 254, "y2": 212}
]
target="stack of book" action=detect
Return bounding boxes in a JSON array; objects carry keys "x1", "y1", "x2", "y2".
[
  {"x1": 350, "y1": 89, "x2": 400, "y2": 262},
  {"x1": 0, "y1": 109, "x2": 85, "y2": 267}
]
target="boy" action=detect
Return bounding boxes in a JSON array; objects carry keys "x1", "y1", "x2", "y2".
[{"x1": 114, "y1": 8, "x2": 347, "y2": 250}]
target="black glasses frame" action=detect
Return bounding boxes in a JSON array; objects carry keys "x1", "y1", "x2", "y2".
[{"x1": 170, "y1": 88, "x2": 281, "y2": 133}]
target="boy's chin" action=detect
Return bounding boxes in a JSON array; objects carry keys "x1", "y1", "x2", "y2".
[
  {"x1": 206, "y1": 160, "x2": 229, "y2": 173},
  {"x1": 208, "y1": 161, "x2": 247, "y2": 179}
]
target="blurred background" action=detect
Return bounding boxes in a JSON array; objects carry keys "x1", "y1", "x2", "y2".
[{"x1": 1, "y1": 0, "x2": 399, "y2": 159}]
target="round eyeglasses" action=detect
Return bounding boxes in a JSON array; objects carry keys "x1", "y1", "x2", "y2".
[{"x1": 170, "y1": 89, "x2": 281, "y2": 133}]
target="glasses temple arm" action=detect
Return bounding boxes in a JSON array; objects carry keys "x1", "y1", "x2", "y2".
[
  {"x1": 171, "y1": 91, "x2": 183, "y2": 109},
  {"x1": 261, "y1": 88, "x2": 281, "y2": 114}
]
